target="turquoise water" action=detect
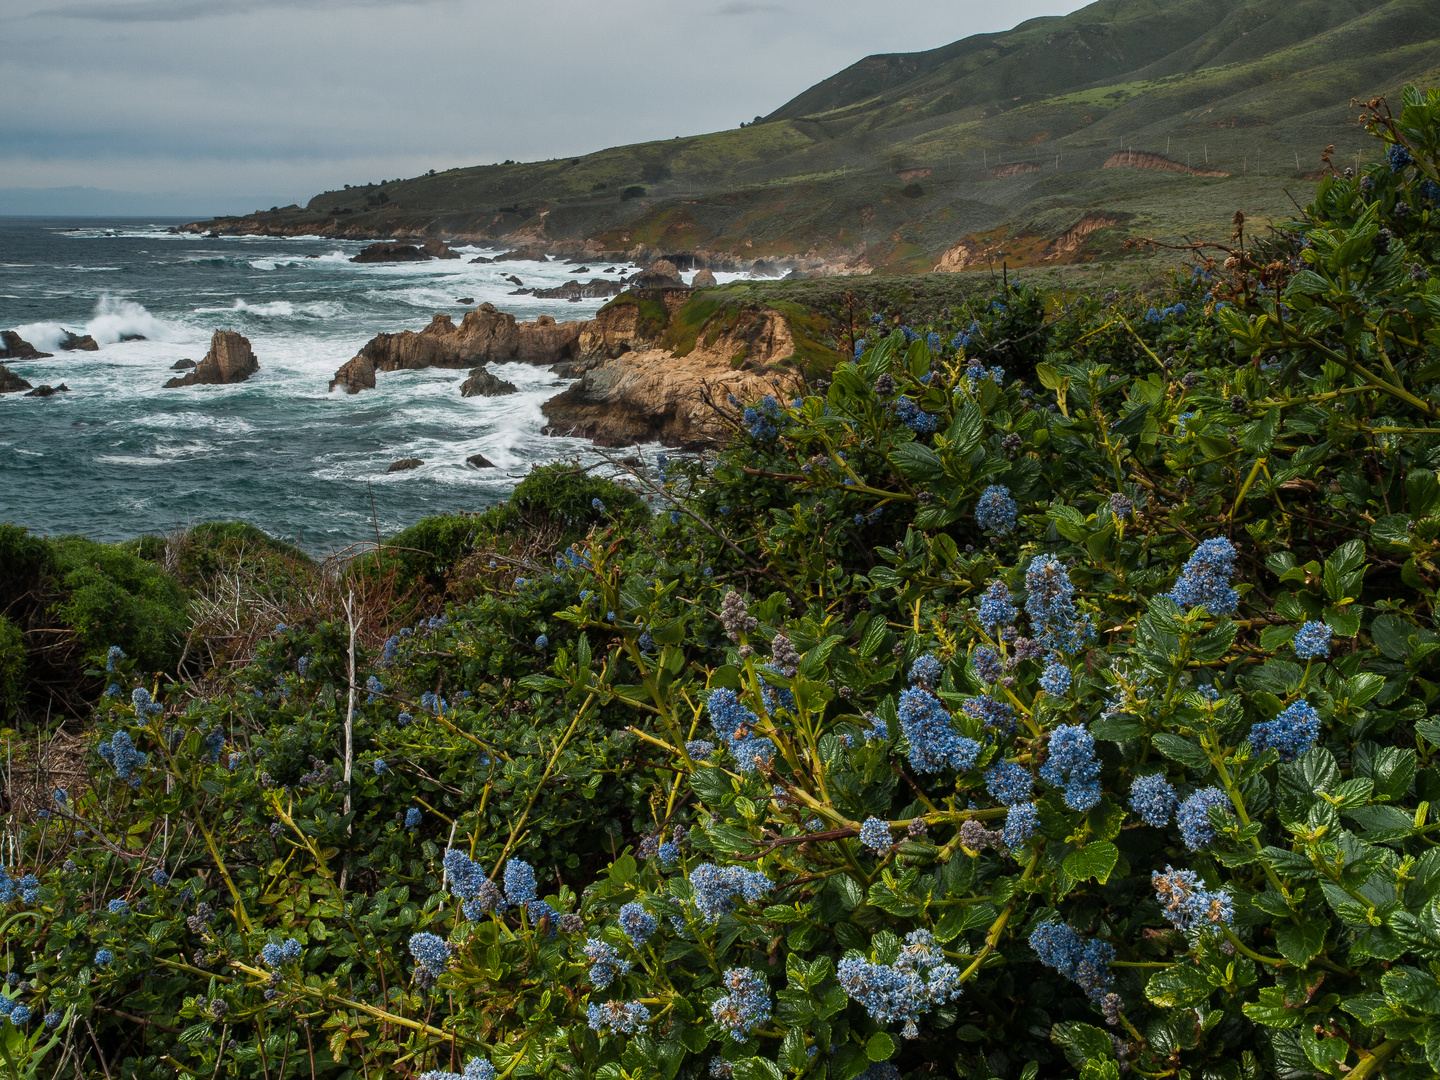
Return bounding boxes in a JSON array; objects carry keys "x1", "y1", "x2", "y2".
[{"x1": 0, "y1": 218, "x2": 651, "y2": 553}]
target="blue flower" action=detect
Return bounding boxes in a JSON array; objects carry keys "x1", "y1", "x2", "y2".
[
  {"x1": 534, "y1": 634, "x2": 549, "y2": 649},
  {"x1": 443, "y1": 849, "x2": 505, "y2": 918},
  {"x1": 972, "y1": 646, "x2": 1002, "y2": 684},
  {"x1": 978, "y1": 580, "x2": 1016, "y2": 632},
  {"x1": 853, "y1": 339, "x2": 868, "y2": 358},
  {"x1": 908, "y1": 654, "x2": 942, "y2": 688},
  {"x1": 1002, "y1": 802, "x2": 1039, "y2": 848},
  {"x1": 93, "y1": 949, "x2": 114, "y2": 967},
  {"x1": 1025, "y1": 555, "x2": 1092, "y2": 653},
  {"x1": 1388, "y1": 144, "x2": 1414, "y2": 172},
  {"x1": 44, "y1": 1012, "x2": 61, "y2": 1028},
  {"x1": 837, "y1": 933, "x2": 961, "y2": 1039},
  {"x1": 926, "y1": 331, "x2": 941, "y2": 352},
  {"x1": 1169, "y1": 537, "x2": 1239, "y2": 616},
  {"x1": 1029, "y1": 921, "x2": 1113, "y2": 1002},
  {"x1": 859, "y1": 817, "x2": 892, "y2": 852},
  {"x1": 151, "y1": 868, "x2": 169, "y2": 886},
  {"x1": 1152, "y1": 865, "x2": 1233, "y2": 931},
  {"x1": 705, "y1": 689, "x2": 775, "y2": 775},
  {"x1": 372, "y1": 759, "x2": 388, "y2": 775},
  {"x1": 1128, "y1": 774, "x2": 1178, "y2": 828},
  {"x1": 108, "y1": 899, "x2": 129, "y2": 916},
  {"x1": 397, "y1": 711, "x2": 414, "y2": 726},
  {"x1": 587, "y1": 999, "x2": 650, "y2": 1035},
  {"x1": 711, "y1": 968, "x2": 771, "y2": 1040},
  {"x1": 583, "y1": 938, "x2": 631, "y2": 989},
  {"x1": 743, "y1": 396, "x2": 783, "y2": 440},
  {"x1": 685, "y1": 739, "x2": 715, "y2": 758},
  {"x1": 408, "y1": 932, "x2": 450, "y2": 977},
  {"x1": 618, "y1": 902, "x2": 657, "y2": 945},
  {"x1": 365, "y1": 676, "x2": 383, "y2": 702},
  {"x1": 1292, "y1": 621, "x2": 1332, "y2": 660},
  {"x1": 1177, "y1": 786, "x2": 1230, "y2": 850},
  {"x1": 97, "y1": 730, "x2": 148, "y2": 786},
  {"x1": 893, "y1": 398, "x2": 939, "y2": 433},
  {"x1": 961, "y1": 695, "x2": 1014, "y2": 734},
  {"x1": 503, "y1": 859, "x2": 537, "y2": 906},
  {"x1": 985, "y1": 761, "x2": 1033, "y2": 806},
  {"x1": 54, "y1": 787, "x2": 67, "y2": 804},
  {"x1": 1250, "y1": 699, "x2": 1321, "y2": 762},
  {"x1": 1040, "y1": 724, "x2": 1101, "y2": 811},
  {"x1": 688, "y1": 863, "x2": 770, "y2": 922},
  {"x1": 10, "y1": 1006, "x2": 30, "y2": 1025},
  {"x1": 420, "y1": 692, "x2": 448, "y2": 716},
  {"x1": 898, "y1": 686, "x2": 980, "y2": 774},
  {"x1": 1039, "y1": 662, "x2": 1072, "y2": 696},
  {"x1": 591, "y1": 498, "x2": 606, "y2": 513},
  {"x1": 974, "y1": 485, "x2": 1017, "y2": 535},
  {"x1": 405, "y1": 808, "x2": 422, "y2": 829},
  {"x1": 105, "y1": 645, "x2": 125, "y2": 672},
  {"x1": 130, "y1": 687, "x2": 162, "y2": 718}
]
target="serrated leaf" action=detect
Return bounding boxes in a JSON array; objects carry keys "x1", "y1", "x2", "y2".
[
  {"x1": 1275, "y1": 921, "x2": 1326, "y2": 968},
  {"x1": 865, "y1": 1033, "x2": 895, "y2": 1061},
  {"x1": 1062, "y1": 842, "x2": 1119, "y2": 884},
  {"x1": 1151, "y1": 733, "x2": 1210, "y2": 771}
]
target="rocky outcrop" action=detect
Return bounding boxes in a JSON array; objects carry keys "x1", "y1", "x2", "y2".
[
  {"x1": 1, "y1": 332, "x2": 50, "y2": 360},
  {"x1": 633, "y1": 259, "x2": 686, "y2": 288},
  {"x1": 388, "y1": 458, "x2": 423, "y2": 472},
  {"x1": 523, "y1": 278, "x2": 626, "y2": 301},
  {"x1": 0, "y1": 366, "x2": 34, "y2": 394},
  {"x1": 466, "y1": 453, "x2": 495, "y2": 469},
  {"x1": 164, "y1": 331, "x2": 259, "y2": 388},
  {"x1": 352, "y1": 242, "x2": 429, "y2": 263},
  {"x1": 692, "y1": 269, "x2": 718, "y2": 288},
  {"x1": 170, "y1": 358, "x2": 196, "y2": 370},
  {"x1": 494, "y1": 245, "x2": 550, "y2": 262},
  {"x1": 24, "y1": 384, "x2": 70, "y2": 398},
  {"x1": 423, "y1": 238, "x2": 461, "y2": 259},
  {"x1": 59, "y1": 330, "x2": 98, "y2": 352},
  {"x1": 330, "y1": 304, "x2": 580, "y2": 392},
  {"x1": 542, "y1": 306, "x2": 798, "y2": 448},
  {"x1": 460, "y1": 366, "x2": 518, "y2": 397}
]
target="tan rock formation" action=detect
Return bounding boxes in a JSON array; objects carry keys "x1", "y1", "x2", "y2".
[
  {"x1": 164, "y1": 331, "x2": 259, "y2": 388},
  {"x1": 388, "y1": 458, "x2": 423, "y2": 472},
  {"x1": 634, "y1": 259, "x2": 686, "y2": 288},
  {"x1": 423, "y1": 238, "x2": 461, "y2": 259},
  {"x1": 59, "y1": 330, "x2": 99, "y2": 352},
  {"x1": 460, "y1": 366, "x2": 518, "y2": 397},
  {"x1": 0, "y1": 331, "x2": 50, "y2": 360},
  {"x1": 691, "y1": 268, "x2": 718, "y2": 288},
  {"x1": 542, "y1": 307, "x2": 798, "y2": 448}
]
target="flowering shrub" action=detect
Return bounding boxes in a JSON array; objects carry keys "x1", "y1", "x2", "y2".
[{"x1": 5, "y1": 88, "x2": 1440, "y2": 1080}]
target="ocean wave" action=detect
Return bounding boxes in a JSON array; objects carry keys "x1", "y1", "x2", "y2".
[
  {"x1": 250, "y1": 250, "x2": 351, "y2": 270},
  {"x1": 192, "y1": 298, "x2": 344, "y2": 319},
  {"x1": 15, "y1": 294, "x2": 184, "y2": 350}
]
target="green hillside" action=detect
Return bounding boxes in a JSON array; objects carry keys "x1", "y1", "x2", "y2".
[{"x1": 192, "y1": 0, "x2": 1440, "y2": 270}]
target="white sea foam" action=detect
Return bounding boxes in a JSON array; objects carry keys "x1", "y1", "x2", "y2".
[{"x1": 191, "y1": 298, "x2": 345, "y2": 319}]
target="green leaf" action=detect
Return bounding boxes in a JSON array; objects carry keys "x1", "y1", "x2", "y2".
[
  {"x1": 1151, "y1": 734, "x2": 1211, "y2": 771},
  {"x1": 1145, "y1": 964, "x2": 1212, "y2": 1008},
  {"x1": 1062, "y1": 842, "x2": 1119, "y2": 884},
  {"x1": 1111, "y1": 403, "x2": 1150, "y2": 438},
  {"x1": 829, "y1": 1043, "x2": 871, "y2": 1080},
  {"x1": 865, "y1": 1033, "x2": 895, "y2": 1062},
  {"x1": 1275, "y1": 921, "x2": 1326, "y2": 968},
  {"x1": 1243, "y1": 407, "x2": 1281, "y2": 454},
  {"x1": 1243, "y1": 987, "x2": 1304, "y2": 1028},
  {"x1": 1090, "y1": 714, "x2": 1144, "y2": 741},
  {"x1": 1371, "y1": 613, "x2": 1416, "y2": 661},
  {"x1": 1035, "y1": 363, "x2": 1064, "y2": 391},
  {"x1": 1383, "y1": 966, "x2": 1440, "y2": 1014},
  {"x1": 733, "y1": 1059, "x2": 784, "y2": 1080},
  {"x1": 891, "y1": 441, "x2": 944, "y2": 482}
]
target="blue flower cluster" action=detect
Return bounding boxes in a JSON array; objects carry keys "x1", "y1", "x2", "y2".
[
  {"x1": 420, "y1": 692, "x2": 449, "y2": 715},
  {"x1": 408, "y1": 932, "x2": 451, "y2": 978},
  {"x1": 962, "y1": 358, "x2": 1004, "y2": 390},
  {"x1": 98, "y1": 730, "x2": 148, "y2": 786},
  {"x1": 0, "y1": 868, "x2": 38, "y2": 905},
  {"x1": 743, "y1": 396, "x2": 782, "y2": 441},
  {"x1": 1292, "y1": 621, "x2": 1332, "y2": 660},
  {"x1": 93, "y1": 949, "x2": 114, "y2": 967},
  {"x1": 705, "y1": 688, "x2": 775, "y2": 775},
  {"x1": 1002, "y1": 802, "x2": 1039, "y2": 848},
  {"x1": 978, "y1": 579, "x2": 1016, "y2": 631},
  {"x1": 504, "y1": 860, "x2": 537, "y2": 905},
  {"x1": 711, "y1": 967, "x2": 772, "y2": 1040},
  {"x1": 260, "y1": 938, "x2": 303, "y2": 969},
  {"x1": 131, "y1": 688, "x2": 163, "y2": 718},
  {"x1": 591, "y1": 497, "x2": 606, "y2": 514},
  {"x1": 1025, "y1": 555, "x2": 1092, "y2": 653},
  {"x1": 618, "y1": 902, "x2": 657, "y2": 945},
  {"x1": 1152, "y1": 866, "x2": 1233, "y2": 931},
  {"x1": 1146, "y1": 303, "x2": 1188, "y2": 322},
  {"x1": 985, "y1": 760, "x2": 1033, "y2": 806},
  {"x1": 837, "y1": 930, "x2": 961, "y2": 1039},
  {"x1": 0, "y1": 995, "x2": 30, "y2": 1026},
  {"x1": 893, "y1": 398, "x2": 939, "y2": 433},
  {"x1": 1250, "y1": 699, "x2": 1321, "y2": 762},
  {"x1": 897, "y1": 686, "x2": 980, "y2": 774},
  {"x1": 688, "y1": 863, "x2": 771, "y2": 922},
  {"x1": 1389, "y1": 144, "x2": 1414, "y2": 172},
  {"x1": 405, "y1": 808, "x2": 422, "y2": 829},
  {"x1": 443, "y1": 848, "x2": 505, "y2": 918},
  {"x1": 1177, "y1": 786, "x2": 1230, "y2": 850},
  {"x1": 583, "y1": 939, "x2": 631, "y2": 989},
  {"x1": 974, "y1": 484, "x2": 1017, "y2": 534},
  {"x1": 685, "y1": 740, "x2": 715, "y2": 758},
  {"x1": 419, "y1": 1057, "x2": 496, "y2": 1080},
  {"x1": 108, "y1": 899, "x2": 129, "y2": 916},
  {"x1": 105, "y1": 645, "x2": 125, "y2": 672},
  {"x1": 961, "y1": 695, "x2": 1014, "y2": 733},
  {"x1": 587, "y1": 999, "x2": 650, "y2": 1035},
  {"x1": 908, "y1": 653, "x2": 942, "y2": 688},
  {"x1": 1029, "y1": 921, "x2": 1113, "y2": 1003},
  {"x1": 971, "y1": 646, "x2": 1002, "y2": 684},
  {"x1": 534, "y1": 634, "x2": 549, "y2": 649},
  {"x1": 1039, "y1": 661, "x2": 1072, "y2": 697},
  {"x1": 859, "y1": 817, "x2": 892, "y2": 852},
  {"x1": 1040, "y1": 724, "x2": 1101, "y2": 811},
  {"x1": 1169, "y1": 537, "x2": 1239, "y2": 616},
  {"x1": 1128, "y1": 774, "x2": 1179, "y2": 828}
]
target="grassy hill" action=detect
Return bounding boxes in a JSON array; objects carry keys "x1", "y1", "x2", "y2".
[{"x1": 191, "y1": 0, "x2": 1440, "y2": 270}]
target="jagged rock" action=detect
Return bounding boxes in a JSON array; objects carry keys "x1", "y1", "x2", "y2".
[
  {"x1": 634, "y1": 259, "x2": 686, "y2": 288},
  {"x1": 470, "y1": 256, "x2": 493, "y2": 264},
  {"x1": 571, "y1": 266, "x2": 591, "y2": 274},
  {"x1": 351, "y1": 242, "x2": 428, "y2": 263},
  {"x1": 456, "y1": 297, "x2": 475, "y2": 304},
  {"x1": 466, "y1": 453, "x2": 496, "y2": 469},
  {"x1": 329, "y1": 303, "x2": 582, "y2": 392},
  {"x1": 783, "y1": 269, "x2": 810, "y2": 281},
  {"x1": 494, "y1": 245, "x2": 549, "y2": 262},
  {"x1": 120, "y1": 333, "x2": 147, "y2": 342},
  {"x1": 424, "y1": 238, "x2": 461, "y2": 259},
  {"x1": 460, "y1": 366, "x2": 518, "y2": 397},
  {"x1": 505, "y1": 275, "x2": 524, "y2": 287},
  {"x1": 24, "y1": 383, "x2": 70, "y2": 398},
  {"x1": 749, "y1": 260, "x2": 779, "y2": 278},
  {"x1": 529, "y1": 278, "x2": 626, "y2": 301},
  {"x1": 1, "y1": 332, "x2": 51, "y2": 359},
  {"x1": 170, "y1": 358, "x2": 196, "y2": 370},
  {"x1": 59, "y1": 330, "x2": 99, "y2": 351},
  {"x1": 0, "y1": 366, "x2": 34, "y2": 394},
  {"x1": 164, "y1": 331, "x2": 259, "y2": 388},
  {"x1": 691, "y1": 269, "x2": 718, "y2": 288},
  {"x1": 387, "y1": 458, "x2": 424, "y2": 472}
]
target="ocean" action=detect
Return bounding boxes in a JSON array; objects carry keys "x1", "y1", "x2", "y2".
[{"x1": 0, "y1": 217, "x2": 708, "y2": 554}]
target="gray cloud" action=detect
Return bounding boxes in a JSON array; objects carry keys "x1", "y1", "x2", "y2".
[
  {"x1": 38, "y1": 0, "x2": 436, "y2": 21},
  {"x1": 713, "y1": 2, "x2": 785, "y2": 15}
]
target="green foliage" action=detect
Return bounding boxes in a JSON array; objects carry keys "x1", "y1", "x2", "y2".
[
  {"x1": 50, "y1": 535, "x2": 188, "y2": 673},
  {"x1": 0, "y1": 615, "x2": 24, "y2": 720},
  {"x1": 16, "y1": 90, "x2": 1440, "y2": 1080}
]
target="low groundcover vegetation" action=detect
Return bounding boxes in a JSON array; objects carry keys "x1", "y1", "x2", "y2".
[{"x1": 7, "y1": 90, "x2": 1440, "y2": 1080}]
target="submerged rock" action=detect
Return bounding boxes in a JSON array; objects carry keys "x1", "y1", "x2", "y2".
[
  {"x1": 423, "y1": 238, "x2": 461, "y2": 260},
  {"x1": 170, "y1": 358, "x2": 196, "y2": 370},
  {"x1": 164, "y1": 331, "x2": 259, "y2": 388},
  {"x1": 460, "y1": 365, "x2": 518, "y2": 398},
  {"x1": 465, "y1": 453, "x2": 496, "y2": 469},
  {"x1": 59, "y1": 330, "x2": 99, "y2": 352},
  {"x1": 388, "y1": 458, "x2": 424, "y2": 472},
  {"x1": 0, "y1": 366, "x2": 34, "y2": 394},
  {"x1": 351, "y1": 242, "x2": 428, "y2": 264},
  {"x1": 0, "y1": 331, "x2": 51, "y2": 360},
  {"x1": 24, "y1": 383, "x2": 71, "y2": 398}
]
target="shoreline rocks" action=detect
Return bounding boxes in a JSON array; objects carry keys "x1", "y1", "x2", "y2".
[
  {"x1": 24, "y1": 384, "x2": 70, "y2": 398},
  {"x1": 466, "y1": 453, "x2": 496, "y2": 469},
  {"x1": 59, "y1": 330, "x2": 99, "y2": 352},
  {"x1": 164, "y1": 331, "x2": 260, "y2": 388},
  {"x1": 0, "y1": 366, "x2": 34, "y2": 394},
  {"x1": 460, "y1": 365, "x2": 518, "y2": 397},
  {"x1": 352, "y1": 242, "x2": 429, "y2": 263},
  {"x1": 1, "y1": 331, "x2": 51, "y2": 360},
  {"x1": 388, "y1": 458, "x2": 423, "y2": 472}
]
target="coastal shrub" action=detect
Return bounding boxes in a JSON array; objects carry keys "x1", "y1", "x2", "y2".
[
  {"x1": 0, "y1": 614, "x2": 24, "y2": 720},
  {"x1": 7, "y1": 87, "x2": 1440, "y2": 1080},
  {"x1": 50, "y1": 535, "x2": 188, "y2": 673}
]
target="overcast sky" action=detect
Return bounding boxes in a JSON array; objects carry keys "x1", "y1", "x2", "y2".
[{"x1": 1, "y1": 0, "x2": 1086, "y2": 215}]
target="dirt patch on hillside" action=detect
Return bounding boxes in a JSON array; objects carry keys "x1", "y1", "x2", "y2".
[
  {"x1": 1102, "y1": 150, "x2": 1229, "y2": 178},
  {"x1": 990, "y1": 162, "x2": 1041, "y2": 179}
]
